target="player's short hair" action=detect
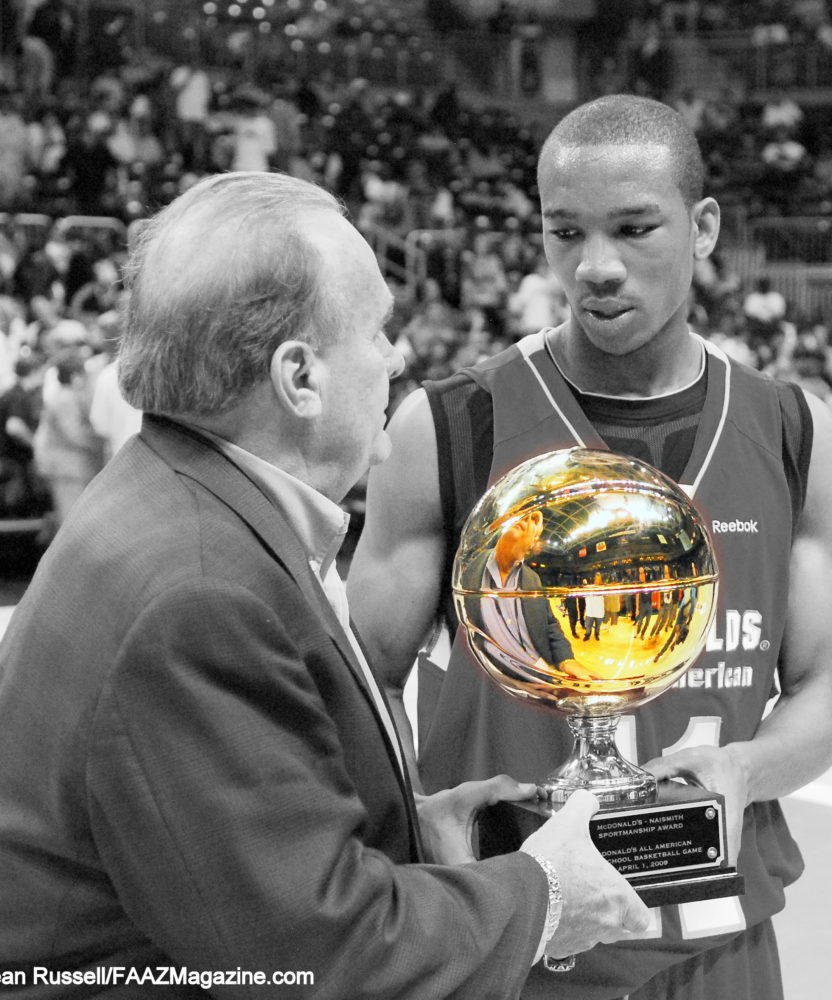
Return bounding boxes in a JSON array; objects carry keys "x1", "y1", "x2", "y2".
[
  {"x1": 119, "y1": 172, "x2": 344, "y2": 418},
  {"x1": 538, "y1": 94, "x2": 705, "y2": 207}
]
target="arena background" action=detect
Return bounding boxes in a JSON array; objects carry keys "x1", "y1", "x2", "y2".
[{"x1": 0, "y1": 2, "x2": 830, "y2": 994}]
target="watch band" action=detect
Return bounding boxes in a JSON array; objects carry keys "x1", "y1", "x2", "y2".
[
  {"x1": 525, "y1": 852, "x2": 575, "y2": 974},
  {"x1": 525, "y1": 852, "x2": 563, "y2": 938}
]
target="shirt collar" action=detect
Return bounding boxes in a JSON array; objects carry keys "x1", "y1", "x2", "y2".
[
  {"x1": 485, "y1": 551, "x2": 521, "y2": 590},
  {"x1": 196, "y1": 427, "x2": 349, "y2": 577}
]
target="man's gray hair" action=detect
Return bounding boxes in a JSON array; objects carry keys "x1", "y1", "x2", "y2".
[{"x1": 119, "y1": 172, "x2": 344, "y2": 417}]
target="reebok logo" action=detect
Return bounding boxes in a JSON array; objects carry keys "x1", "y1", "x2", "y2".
[{"x1": 711, "y1": 519, "x2": 758, "y2": 534}]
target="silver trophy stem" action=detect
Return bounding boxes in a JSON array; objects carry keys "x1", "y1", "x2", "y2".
[{"x1": 541, "y1": 715, "x2": 657, "y2": 809}]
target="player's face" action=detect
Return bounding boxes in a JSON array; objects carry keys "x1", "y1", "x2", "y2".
[
  {"x1": 539, "y1": 143, "x2": 715, "y2": 358},
  {"x1": 309, "y1": 213, "x2": 404, "y2": 498}
]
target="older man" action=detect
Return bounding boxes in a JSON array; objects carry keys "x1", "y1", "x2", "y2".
[{"x1": 0, "y1": 172, "x2": 646, "y2": 998}]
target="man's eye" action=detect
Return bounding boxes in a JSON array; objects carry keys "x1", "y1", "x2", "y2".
[
  {"x1": 548, "y1": 228, "x2": 578, "y2": 242},
  {"x1": 620, "y1": 224, "x2": 656, "y2": 237}
]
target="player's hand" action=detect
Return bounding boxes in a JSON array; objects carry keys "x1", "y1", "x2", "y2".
[
  {"x1": 643, "y1": 745, "x2": 749, "y2": 863},
  {"x1": 521, "y1": 789, "x2": 651, "y2": 957},
  {"x1": 415, "y1": 775, "x2": 538, "y2": 865}
]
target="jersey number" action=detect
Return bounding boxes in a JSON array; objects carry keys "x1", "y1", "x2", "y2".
[{"x1": 616, "y1": 715, "x2": 746, "y2": 940}]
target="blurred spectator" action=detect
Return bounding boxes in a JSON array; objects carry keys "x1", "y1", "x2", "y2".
[
  {"x1": 751, "y1": 1, "x2": 791, "y2": 46},
  {"x1": 293, "y1": 76, "x2": 322, "y2": 121},
  {"x1": 17, "y1": 34, "x2": 54, "y2": 101},
  {"x1": 593, "y1": 55, "x2": 628, "y2": 98},
  {"x1": 430, "y1": 82, "x2": 460, "y2": 134},
  {"x1": 628, "y1": 19, "x2": 672, "y2": 98},
  {"x1": 26, "y1": 0, "x2": 76, "y2": 78},
  {"x1": 395, "y1": 276, "x2": 462, "y2": 387},
  {"x1": 33, "y1": 346, "x2": 102, "y2": 531},
  {"x1": 0, "y1": 0, "x2": 19, "y2": 61},
  {"x1": 169, "y1": 60, "x2": 211, "y2": 171},
  {"x1": 744, "y1": 275, "x2": 787, "y2": 325},
  {"x1": 693, "y1": 249, "x2": 741, "y2": 318},
  {"x1": 0, "y1": 92, "x2": 28, "y2": 210},
  {"x1": 69, "y1": 256, "x2": 121, "y2": 323},
  {"x1": 488, "y1": 2, "x2": 515, "y2": 35},
  {"x1": 760, "y1": 125, "x2": 810, "y2": 210},
  {"x1": 460, "y1": 232, "x2": 508, "y2": 335},
  {"x1": 791, "y1": 0, "x2": 829, "y2": 39},
  {"x1": 0, "y1": 354, "x2": 47, "y2": 517},
  {"x1": 62, "y1": 117, "x2": 119, "y2": 215},
  {"x1": 0, "y1": 296, "x2": 29, "y2": 390},
  {"x1": 706, "y1": 318, "x2": 759, "y2": 368},
  {"x1": 699, "y1": 87, "x2": 742, "y2": 147},
  {"x1": 673, "y1": 88, "x2": 707, "y2": 133},
  {"x1": 26, "y1": 106, "x2": 66, "y2": 182},
  {"x1": 40, "y1": 317, "x2": 88, "y2": 360},
  {"x1": 358, "y1": 160, "x2": 410, "y2": 231},
  {"x1": 89, "y1": 355, "x2": 141, "y2": 463},
  {"x1": 508, "y1": 254, "x2": 567, "y2": 338},
  {"x1": 743, "y1": 276, "x2": 787, "y2": 356},
  {"x1": 791, "y1": 343, "x2": 832, "y2": 401},
  {"x1": 761, "y1": 95, "x2": 804, "y2": 133},
  {"x1": 267, "y1": 86, "x2": 302, "y2": 173},
  {"x1": 230, "y1": 92, "x2": 277, "y2": 172},
  {"x1": 129, "y1": 114, "x2": 165, "y2": 177}
]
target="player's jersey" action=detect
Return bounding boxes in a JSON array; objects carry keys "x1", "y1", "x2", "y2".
[{"x1": 418, "y1": 331, "x2": 808, "y2": 1000}]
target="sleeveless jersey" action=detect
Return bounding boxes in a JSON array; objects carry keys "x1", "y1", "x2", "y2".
[{"x1": 418, "y1": 331, "x2": 809, "y2": 1000}]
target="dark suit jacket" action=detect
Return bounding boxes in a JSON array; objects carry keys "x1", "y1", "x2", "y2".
[
  {"x1": 0, "y1": 415, "x2": 546, "y2": 998},
  {"x1": 461, "y1": 551, "x2": 574, "y2": 667}
]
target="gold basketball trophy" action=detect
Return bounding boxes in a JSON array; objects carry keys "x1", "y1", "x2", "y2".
[{"x1": 453, "y1": 448, "x2": 743, "y2": 905}]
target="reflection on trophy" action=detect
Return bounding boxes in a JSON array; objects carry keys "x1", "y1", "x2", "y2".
[{"x1": 454, "y1": 448, "x2": 743, "y2": 904}]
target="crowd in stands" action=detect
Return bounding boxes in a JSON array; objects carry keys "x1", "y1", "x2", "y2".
[{"x1": 2, "y1": 0, "x2": 832, "y2": 537}]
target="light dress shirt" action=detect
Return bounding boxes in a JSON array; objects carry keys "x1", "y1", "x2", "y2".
[
  {"x1": 481, "y1": 554, "x2": 543, "y2": 676},
  {"x1": 201, "y1": 430, "x2": 404, "y2": 776},
  {"x1": 480, "y1": 556, "x2": 563, "y2": 961}
]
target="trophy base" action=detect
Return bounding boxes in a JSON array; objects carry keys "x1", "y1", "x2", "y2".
[
  {"x1": 480, "y1": 781, "x2": 745, "y2": 907},
  {"x1": 537, "y1": 713, "x2": 658, "y2": 809},
  {"x1": 539, "y1": 757, "x2": 657, "y2": 809}
]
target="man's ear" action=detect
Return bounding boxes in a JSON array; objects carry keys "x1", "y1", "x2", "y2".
[
  {"x1": 691, "y1": 196, "x2": 720, "y2": 260},
  {"x1": 269, "y1": 340, "x2": 323, "y2": 419}
]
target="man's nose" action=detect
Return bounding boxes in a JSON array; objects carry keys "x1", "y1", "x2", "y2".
[
  {"x1": 575, "y1": 235, "x2": 626, "y2": 287},
  {"x1": 385, "y1": 340, "x2": 406, "y2": 380}
]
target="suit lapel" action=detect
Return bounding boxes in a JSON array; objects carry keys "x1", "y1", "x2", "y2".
[
  {"x1": 141, "y1": 416, "x2": 423, "y2": 854},
  {"x1": 139, "y1": 416, "x2": 376, "y2": 709}
]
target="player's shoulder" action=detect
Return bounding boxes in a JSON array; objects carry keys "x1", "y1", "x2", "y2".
[{"x1": 423, "y1": 367, "x2": 483, "y2": 405}]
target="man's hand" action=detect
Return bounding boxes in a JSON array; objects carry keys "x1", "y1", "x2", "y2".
[
  {"x1": 521, "y1": 790, "x2": 651, "y2": 956},
  {"x1": 558, "y1": 657, "x2": 596, "y2": 681},
  {"x1": 644, "y1": 745, "x2": 749, "y2": 863},
  {"x1": 416, "y1": 775, "x2": 538, "y2": 865}
]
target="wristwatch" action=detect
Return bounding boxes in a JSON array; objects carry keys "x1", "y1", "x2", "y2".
[{"x1": 525, "y1": 853, "x2": 575, "y2": 972}]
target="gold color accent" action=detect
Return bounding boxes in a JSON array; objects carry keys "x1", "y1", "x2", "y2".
[
  {"x1": 453, "y1": 448, "x2": 717, "y2": 716},
  {"x1": 453, "y1": 448, "x2": 719, "y2": 804}
]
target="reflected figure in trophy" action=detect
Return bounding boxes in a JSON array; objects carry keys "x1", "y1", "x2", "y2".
[
  {"x1": 653, "y1": 586, "x2": 696, "y2": 663},
  {"x1": 564, "y1": 593, "x2": 585, "y2": 638},
  {"x1": 582, "y1": 573, "x2": 604, "y2": 641},
  {"x1": 460, "y1": 510, "x2": 589, "y2": 681}
]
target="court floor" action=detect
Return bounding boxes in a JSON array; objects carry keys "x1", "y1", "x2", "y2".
[{"x1": 775, "y1": 783, "x2": 832, "y2": 998}]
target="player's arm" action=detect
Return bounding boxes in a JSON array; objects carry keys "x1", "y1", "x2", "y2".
[
  {"x1": 728, "y1": 391, "x2": 832, "y2": 793},
  {"x1": 648, "y1": 391, "x2": 832, "y2": 859},
  {"x1": 348, "y1": 389, "x2": 447, "y2": 791}
]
